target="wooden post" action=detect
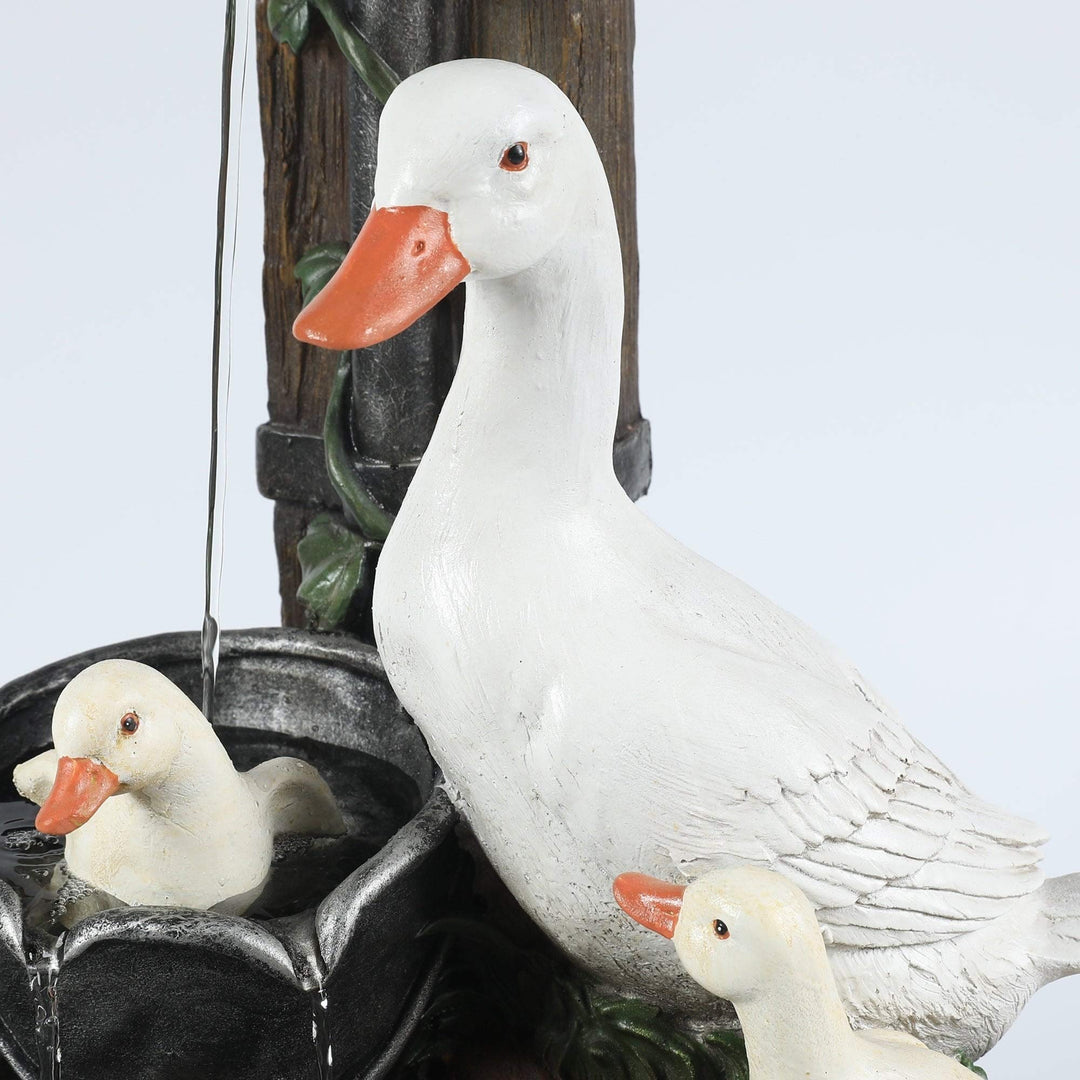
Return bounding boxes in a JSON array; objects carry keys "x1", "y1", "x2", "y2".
[
  {"x1": 256, "y1": 0, "x2": 352, "y2": 625},
  {"x1": 256, "y1": 1, "x2": 648, "y2": 627}
]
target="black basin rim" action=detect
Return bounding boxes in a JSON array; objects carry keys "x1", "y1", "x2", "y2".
[
  {"x1": 0, "y1": 627, "x2": 386, "y2": 720},
  {"x1": 61, "y1": 906, "x2": 298, "y2": 982},
  {"x1": 0, "y1": 627, "x2": 457, "y2": 981},
  {"x1": 0, "y1": 888, "x2": 20, "y2": 965},
  {"x1": 317, "y1": 787, "x2": 457, "y2": 972},
  {"x1": 358, "y1": 937, "x2": 450, "y2": 1080}
]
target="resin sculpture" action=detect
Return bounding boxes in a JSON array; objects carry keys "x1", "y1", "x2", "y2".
[
  {"x1": 614, "y1": 868, "x2": 974, "y2": 1079},
  {"x1": 0, "y1": 630, "x2": 457, "y2": 1079},
  {"x1": 294, "y1": 58, "x2": 1080, "y2": 1057},
  {"x1": 12, "y1": 658, "x2": 345, "y2": 909}
]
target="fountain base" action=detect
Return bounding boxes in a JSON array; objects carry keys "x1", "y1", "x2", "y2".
[{"x1": 0, "y1": 628, "x2": 459, "y2": 1080}]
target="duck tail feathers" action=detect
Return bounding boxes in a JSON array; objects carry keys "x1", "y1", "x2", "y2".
[
  {"x1": 246, "y1": 757, "x2": 347, "y2": 838},
  {"x1": 1031, "y1": 873, "x2": 1080, "y2": 985}
]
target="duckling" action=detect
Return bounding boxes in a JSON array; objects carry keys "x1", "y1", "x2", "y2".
[
  {"x1": 13, "y1": 659, "x2": 344, "y2": 909},
  {"x1": 615, "y1": 867, "x2": 976, "y2": 1079}
]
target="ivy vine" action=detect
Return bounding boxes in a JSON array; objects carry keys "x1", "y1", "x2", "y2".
[
  {"x1": 267, "y1": 0, "x2": 400, "y2": 102},
  {"x1": 294, "y1": 241, "x2": 350, "y2": 306},
  {"x1": 269, "y1": 5, "x2": 400, "y2": 631},
  {"x1": 291, "y1": 245, "x2": 395, "y2": 631}
]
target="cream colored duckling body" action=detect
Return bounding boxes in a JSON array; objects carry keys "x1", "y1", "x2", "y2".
[
  {"x1": 13, "y1": 659, "x2": 344, "y2": 909},
  {"x1": 616, "y1": 867, "x2": 973, "y2": 1080}
]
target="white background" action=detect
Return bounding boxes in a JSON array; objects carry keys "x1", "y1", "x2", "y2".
[{"x1": 0, "y1": 3, "x2": 1076, "y2": 1073}]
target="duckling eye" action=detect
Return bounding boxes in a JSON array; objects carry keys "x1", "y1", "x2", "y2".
[
  {"x1": 120, "y1": 712, "x2": 140, "y2": 735},
  {"x1": 499, "y1": 142, "x2": 529, "y2": 172},
  {"x1": 713, "y1": 919, "x2": 730, "y2": 940}
]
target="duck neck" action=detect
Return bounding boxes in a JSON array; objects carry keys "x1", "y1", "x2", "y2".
[
  {"x1": 432, "y1": 179, "x2": 624, "y2": 494},
  {"x1": 735, "y1": 970, "x2": 857, "y2": 1080},
  {"x1": 136, "y1": 733, "x2": 243, "y2": 826}
]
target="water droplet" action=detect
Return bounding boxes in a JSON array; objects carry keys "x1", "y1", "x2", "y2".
[
  {"x1": 310, "y1": 984, "x2": 334, "y2": 1080},
  {"x1": 27, "y1": 934, "x2": 63, "y2": 1080}
]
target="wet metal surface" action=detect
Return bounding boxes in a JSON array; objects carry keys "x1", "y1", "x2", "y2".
[{"x1": 0, "y1": 629, "x2": 458, "y2": 1080}]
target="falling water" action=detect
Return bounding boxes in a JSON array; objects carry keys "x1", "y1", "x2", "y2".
[
  {"x1": 201, "y1": 0, "x2": 251, "y2": 722},
  {"x1": 26, "y1": 934, "x2": 63, "y2": 1080},
  {"x1": 310, "y1": 983, "x2": 335, "y2": 1080}
]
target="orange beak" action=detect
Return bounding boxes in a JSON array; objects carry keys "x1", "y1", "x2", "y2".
[
  {"x1": 613, "y1": 873, "x2": 686, "y2": 939},
  {"x1": 35, "y1": 756, "x2": 121, "y2": 835},
  {"x1": 292, "y1": 205, "x2": 470, "y2": 350}
]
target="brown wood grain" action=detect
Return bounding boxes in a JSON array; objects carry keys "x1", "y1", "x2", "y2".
[
  {"x1": 271, "y1": 502, "x2": 311, "y2": 626},
  {"x1": 257, "y1": 0, "x2": 349, "y2": 435},
  {"x1": 257, "y1": 0, "x2": 352, "y2": 622}
]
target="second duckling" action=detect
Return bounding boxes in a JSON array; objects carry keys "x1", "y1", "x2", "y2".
[{"x1": 615, "y1": 866, "x2": 975, "y2": 1080}]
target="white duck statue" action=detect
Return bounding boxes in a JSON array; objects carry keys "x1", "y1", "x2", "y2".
[
  {"x1": 293, "y1": 58, "x2": 1080, "y2": 1057},
  {"x1": 13, "y1": 658, "x2": 345, "y2": 910},
  {"x1": 615, "y1": 867, "x2": 976, "y2": 1080}
]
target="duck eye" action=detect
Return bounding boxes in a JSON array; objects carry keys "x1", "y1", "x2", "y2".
[
  {"x1": 713, "y1": 919, "x2": 730, "y2": 940},
  {"x1": 120, "y1": 712, "x2": 140, "y2": 735},
  {"x1": 499, "y1": 142, "x2": 529, "y2": 171}
]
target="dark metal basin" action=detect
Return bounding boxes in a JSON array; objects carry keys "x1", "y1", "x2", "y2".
[{"x1": 0, "y1": 628, "x2": 458, "y2": 1080}]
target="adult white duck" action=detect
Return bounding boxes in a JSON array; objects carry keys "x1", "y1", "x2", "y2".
[
  {"x1": 293, "y1": 58, "x2": 1080, "y2": 1057},
  {"x1": 615, "y1": 867, "x2": 975, "y2": 1080},
  {"x1": 13, "y1": 659, "x2": 344, "y2": 910}
]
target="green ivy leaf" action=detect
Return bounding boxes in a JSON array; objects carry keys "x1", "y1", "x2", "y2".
[
  {"x1": 294, "y1": 241, "x2": 349, "y2": 306},
  {"x1": 958, "y1": 1052, "x2": 988, "y2": 1078},
  {"x1": 296, "y1": 513, "x2": 374, "y2": 629},
  {"x1": 702, "y1": 1029, "x2": 751, "y2": 1080},
  {"x1": 267, "y1": 0, "x2": 311, "y2": 53},
  {"x1": 309, "y1": 0, "x2": 401, "y2": 104},
  {"x1": 622, "y1": 1041, "x2": 667, "y2": 1080},
  {"x1": 594, "y1": 999, "x2": 663, "y2": 1026}
]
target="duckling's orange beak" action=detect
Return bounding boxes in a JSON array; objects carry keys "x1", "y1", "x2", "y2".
[
  {"x1": 292, "y1": 205, "x2": 470, "y2": 350},
  {"x1": 613, "y1": 873, "x2": 686, "y2": 939},
  {"x1": 35, "y1": 756, "x2": 120, "y2": 835}
]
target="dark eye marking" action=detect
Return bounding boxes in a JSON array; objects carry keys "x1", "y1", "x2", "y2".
[
  {"x1": 713, "y1": 919, "x2": 730, "y2": 940},
  {"x1": 499, "y1": 142, "x2": 529, "y2": 172},
  {"x1": 120, "y1": 712, "x2": 140, "y2": 735}
]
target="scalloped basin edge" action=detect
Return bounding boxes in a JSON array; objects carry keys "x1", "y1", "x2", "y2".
[{"x1": 0, "y1": 628, "x2": 459, "y2": 1080}]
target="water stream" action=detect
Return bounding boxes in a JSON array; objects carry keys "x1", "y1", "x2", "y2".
[
  {"x1": 311, "y1": 983, "x2": 334, "y2": 1080},
  {"x1": 13, "y1": 6, "x2": 260, "y2": 1072},
  {"x1": 26, "y1": 934, "x2": 63, "y2": 1080},
  {"x1": 202, "y1": 0, "x2": 252, "y2": 723}
]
